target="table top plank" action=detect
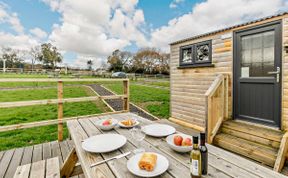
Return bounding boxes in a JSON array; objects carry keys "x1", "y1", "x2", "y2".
[
  {"x1": 30, "y1": 160, "x2": 45, "y2": 178},
  {"x1": 107, "y1": 115, "x2": 191, "y2": 178},
  {"x1": 89, "y1": 117, "x2": 174, "y2": 178},
  {"x1": 67, "y1": 120, "x2": 115, "y2": 178},
  {"x1": 67, "y1": 112, "x2": 286, "y2": 178},
  {"x1": 79, "y1": 118, "x2": 137, "y2": 178},
  {"x1": 110, "y1": 114, "x2": 233, "y2": 178}
]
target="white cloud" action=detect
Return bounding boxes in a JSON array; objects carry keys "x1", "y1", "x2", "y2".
[
  {"x1": 0, "y1": 3, "x2": 24, "y2": 34},
  {"x1": 169, "y1": 0, "x2": 184, "y2": 9},
  {"x1": 43, "y1": 0, "x2": 149, "y2": 68},
  {"x1": 152, "y1": 0, "x2": 288, "y2": 51},
  {"x1": 30, "y1": 27, "x2": 48, "y2": 39},
  {"x1": 0, "y1": 4, "x2": 40, "y2": 53}
]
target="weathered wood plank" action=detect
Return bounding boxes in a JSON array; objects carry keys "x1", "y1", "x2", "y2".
[
  {"x1": 67, "y1": 120, "x2": 115, "y2": 178},
  {"x1": 207, "y1": 144, "x2": 287, "y2": 178},
  {"x1": 30, "y1": 160, "x2": 45, "y2": 178},
  {"x1": 13, "y1": 164, "x2": 31, "y2": 178},
  {"x1": 0, "y1": 110, "x2": 126, "y2": 133},
  {"x1": 32, "y1": 144, "x2": 42, "y2": 162},
  {"x1": 21, "y1": 146, "x2": 33, "y2": 165},
  {"x1": 42, "y1": 142, "x2": 51, "y2": 160},
  {"x1": 5, "y1": 148, "x2": 24, "y2": 178},
  {"x1": 0, "y1": 149, "x2": 14, "y2": 178},
  {"x1": 0, "y1": 95, "x2": 126, "y2": 108},
  {"x1": 46, "y1": 157, "x2": 60, "y2": 178},
  {"x1": 51, "y1": 141, "x2": 62, "y2": 166}
]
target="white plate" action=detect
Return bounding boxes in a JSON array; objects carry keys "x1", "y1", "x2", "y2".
[
  {"x1": 118, "y1": 120, "x2": 140, "y2": 128},
  {"x1": 127, "y1": 152, "x2": 169, "y2": 177},
  {"x1": 82, "y1": 134, "x2": 126, "y2": 153},
  {"x1": 166, "y1": 134, "x2": 193, "y2": 153},
  {"x1": 142, "y1": 124, "x2": 176, "y2": 137},
  {"x1": 95, "y1": 119, "x2": 118, "y2": 131}
]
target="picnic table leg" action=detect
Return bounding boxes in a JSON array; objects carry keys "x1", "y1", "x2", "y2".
[{"x1": 60, "y1": 148, "x2": 78, "y2": 177}]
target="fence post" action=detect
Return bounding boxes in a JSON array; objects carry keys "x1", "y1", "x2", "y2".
[
  {"x1": 123, "y1": 79, "x2": 130, "y2": 111},
  {"x1": 58, "y1": 81, "x2": 63, "y2": 141}
]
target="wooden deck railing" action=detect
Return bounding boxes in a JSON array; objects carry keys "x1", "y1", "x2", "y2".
[
  {"x1": 205, "y1": 74, "x2": 229, "y2": 144},
  {"x1": 0, "y1": 78, "x2": 130, "y2": 141}
]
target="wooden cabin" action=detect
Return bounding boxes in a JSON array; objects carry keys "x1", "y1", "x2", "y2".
[{"x1": 169, "y1": 12, "x2": 288, "y2": 172}]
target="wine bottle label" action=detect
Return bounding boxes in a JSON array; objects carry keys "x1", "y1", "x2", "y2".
[{"x1": 191, "y1": 159, "x2": 199, "y2": 176}]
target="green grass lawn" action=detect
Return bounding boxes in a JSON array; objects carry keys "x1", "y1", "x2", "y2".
[
  {"x1": 0, "y1": 85, "x2": 110, "y2": 151},
  {"x1": 103, "y1": 82, "x2": 170, "y2": 119}
]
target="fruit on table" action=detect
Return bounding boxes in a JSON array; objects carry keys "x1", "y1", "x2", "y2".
[
  {"x1": 102, "y1": 119, "x2": 112, "y2": 126},
  {"x1": 173, "y1": 135, "x2": 183, "y2": 146},
  {"x1": 182, "y1": 138, "x2": 192, "y2": 146}
]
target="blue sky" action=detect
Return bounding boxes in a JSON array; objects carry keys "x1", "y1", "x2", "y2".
[{"x1": 0, "y1": 0, "x2": 287, "y2": 68}]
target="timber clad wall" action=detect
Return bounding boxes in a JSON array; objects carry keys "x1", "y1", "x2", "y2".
[
  {"x1": 170, "y1": 34, "x2": 233, "y2": 129},
  {"x1": 170, "y1": 15, "x2": 288, "y2": 130}
]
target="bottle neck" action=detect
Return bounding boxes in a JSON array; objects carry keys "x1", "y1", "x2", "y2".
[
  {"x1": 193, "y1": 143, "x2": 198, "y2": 149},
  {"x1": 200, "y1": 139, "x2": 205, "y2": 146}
]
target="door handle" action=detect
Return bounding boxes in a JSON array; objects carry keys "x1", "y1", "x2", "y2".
[{"x1": 268, "y1": 67, "x2": 280, "y2": 83}]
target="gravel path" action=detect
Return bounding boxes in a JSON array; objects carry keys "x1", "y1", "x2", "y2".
[{"x1": 89, "y1": 84, "x2": 157, "y2": 121}]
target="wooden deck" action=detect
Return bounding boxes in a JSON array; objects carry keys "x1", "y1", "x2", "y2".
[
  {"x1": 0, "y1": 140, "x2": 84, "y2": 178},
  {"x1": 0, "y1": 115, "x2": 287, "y2": 178}
]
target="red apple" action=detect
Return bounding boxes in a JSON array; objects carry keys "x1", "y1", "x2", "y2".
[
  {"x1": 102, "y1": 119, "x2": 112, "y2": 126},
  {"x1": 182, "y1": 138, "x2": 192, "y2": 146},
  {"x1": 173, "y1": 135, "x2": 183, "y2": 146}
]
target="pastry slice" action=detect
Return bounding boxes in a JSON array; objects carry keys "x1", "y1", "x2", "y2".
[{"x1": 138, "y1": 153, "x2": 157, "y2": 171}]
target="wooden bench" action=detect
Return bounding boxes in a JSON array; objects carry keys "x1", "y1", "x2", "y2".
[{"x1": 13, "y1": 157, "x2": 60, "y2": 178}]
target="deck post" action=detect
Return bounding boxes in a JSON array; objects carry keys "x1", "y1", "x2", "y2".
[
  {"x1": 123, "y1": 80, "x2": 129, "y2": 111},
  {"x1": 58, "y1": 81, "x2": 63, "y2": 141}
]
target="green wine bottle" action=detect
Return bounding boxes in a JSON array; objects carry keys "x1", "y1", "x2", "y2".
[
  {"x1": 200, "y1": 133, "x2": 208, "y2": 175},
  {"x1": 190, "y1": 136, "x2": 202, "y2": 178}
]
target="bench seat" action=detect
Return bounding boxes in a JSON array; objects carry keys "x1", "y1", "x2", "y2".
[{"x1": 14, "y1": 157, "x2": 60, "y2": 178}]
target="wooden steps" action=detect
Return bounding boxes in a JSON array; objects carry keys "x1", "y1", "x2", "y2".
[{"x1": 214, "y1": 120, "x2": 284, "y2": 167}]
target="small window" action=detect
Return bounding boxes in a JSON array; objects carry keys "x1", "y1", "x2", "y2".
[
  {"x1": 180, "y1": 45, "x2": 193, "y2": 64},
  {"x1": 179, "y1": 40, "x2": 212, "y2": 67}
]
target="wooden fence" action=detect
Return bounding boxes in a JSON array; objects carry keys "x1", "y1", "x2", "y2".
[{"x1": 0, "y1": 78, "x2": 130, "y2": 141}]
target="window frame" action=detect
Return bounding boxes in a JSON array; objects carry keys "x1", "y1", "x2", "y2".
[
  {"x1": 179, "y1": 45, "x2": 194, "y2": 66},
  {"x1": 179, "y1": 40, "x2": 212, "y2": 67}
]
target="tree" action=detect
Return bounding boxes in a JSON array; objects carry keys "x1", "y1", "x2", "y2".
[
  {"x1": 29, "y1": 46, "x2": 41, "y2": 71},
  {"x1": 87, "y1": 60, "x2": 93, "y2": 71},
  {"x1": 107, "y1": 49, "x2": 132, "y2": 72},
  {"x1": 39, "y1": 43, "x2": 63, "y2": 69},
  {"x1": 0, "y1": 47, "x2": 23, "y2": 68},
  {"x1": 132, "y1": 48, "x2": 162, "y2": 73}
]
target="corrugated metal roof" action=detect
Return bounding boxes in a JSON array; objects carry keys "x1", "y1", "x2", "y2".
[{"x1": 170, "y1": 12, "x2": 288, "y2": 45}]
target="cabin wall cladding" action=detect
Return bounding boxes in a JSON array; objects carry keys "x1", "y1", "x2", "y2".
[
  {"x1": 282, "y1": 17, "x2": 288, "y2": 130},
  {"x1": 170, "y1": 33, "x2": 233, "y2": 129}
]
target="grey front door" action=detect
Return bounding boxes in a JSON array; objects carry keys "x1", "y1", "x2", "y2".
[{"x1": 234, "y1": 21, "x2": 282, "y2": 127}]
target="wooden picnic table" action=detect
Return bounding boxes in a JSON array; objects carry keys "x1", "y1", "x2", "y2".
[{"x1": 66, "y1": 112, "x2": 286, "y2": 178}]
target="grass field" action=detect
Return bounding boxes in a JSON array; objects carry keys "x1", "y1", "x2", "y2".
[
  {"x1": 0, "y1": 74, "x2": 170, "y2": 151},
  {"x1": 103, "y1": 82, "x2": 170, "y2": 119},
  {"x1": 0, "y1": 85, "x2": 110, "y2": 151}
]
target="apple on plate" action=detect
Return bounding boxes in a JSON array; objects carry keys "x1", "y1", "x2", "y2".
[
  {"x1": 102, "y1": 119, "x2": 112, "y2": 126},
  {"x1": 173, "y1": 135, "x2": 183, "y2": 146},
  {"x1": 182, "y1": 138, "x2": 192, "y2": 146}
]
